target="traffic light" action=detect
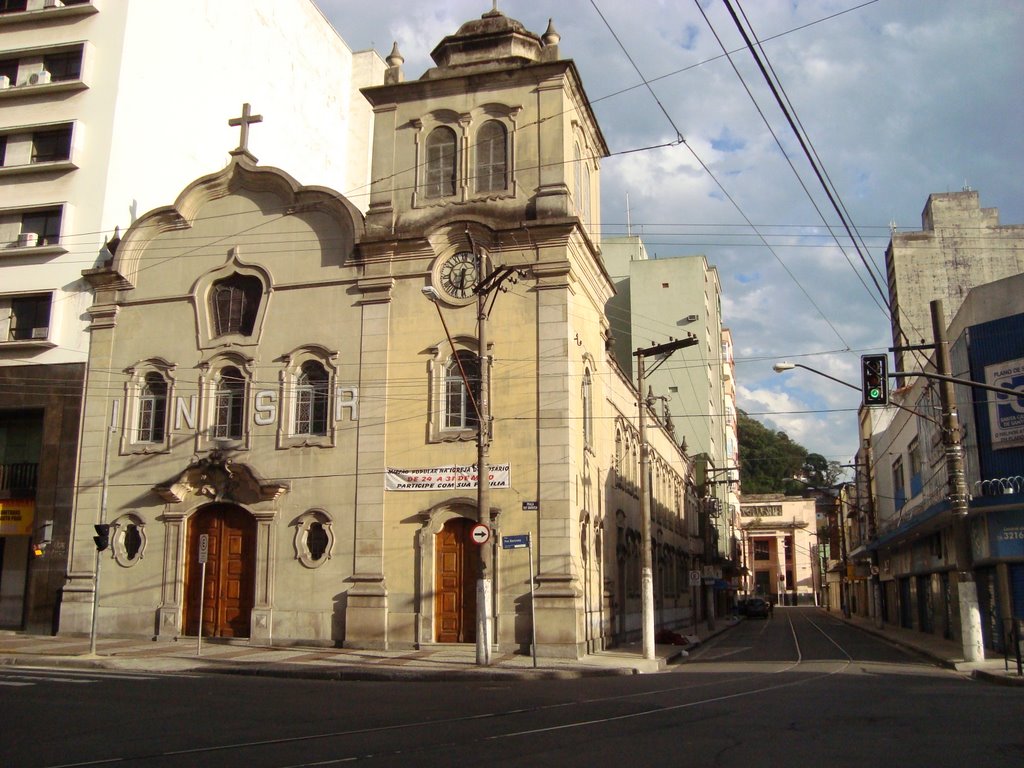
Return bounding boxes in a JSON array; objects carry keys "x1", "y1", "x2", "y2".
[
  {"x1": 861, "y1": 354, "x2": 889, "y2": 406},
  {"x1": 93, "y1": 524, "x2": 110, "y2": 552}
]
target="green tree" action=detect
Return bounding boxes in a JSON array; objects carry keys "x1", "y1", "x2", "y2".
[{"x1": 737, "y1": 410, "x2": 808, "y2": 494}]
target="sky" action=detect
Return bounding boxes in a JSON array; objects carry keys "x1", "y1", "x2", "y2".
[{"x1": 312, "y1": 0, "x2": 1024, "y2": 466}]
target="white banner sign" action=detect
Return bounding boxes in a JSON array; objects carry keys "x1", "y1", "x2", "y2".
[
  {"x1": 385, "y1": 463, "x2": 511, "y2": 491},
  {"x1": 985, "y1": 357, "x2": 1024, "y2": 449}
]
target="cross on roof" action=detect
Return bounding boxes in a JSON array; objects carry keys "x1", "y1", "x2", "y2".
[{"x1": 228, "y1": 103, "x2": 263, "y2": 154}]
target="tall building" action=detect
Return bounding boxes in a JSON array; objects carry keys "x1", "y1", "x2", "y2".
[
  {"x1": 60, "y1": 9, "x2": 703, "y2": 657},
  {"x1": 0, "y1": 0, "x2": 383, "y2": 632},
  {"x1": 603, "y1": 235, "x2": 735, "y2": 617},
  {"x1": 886, "y1": 190, "x2": 1024, "y2": 373}
]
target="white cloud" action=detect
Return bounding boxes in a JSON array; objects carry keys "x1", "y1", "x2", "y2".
[{"x1": 315, "y1": 0, "x2": 1023, "y2": 461}]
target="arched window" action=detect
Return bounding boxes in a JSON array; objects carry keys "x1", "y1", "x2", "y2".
[
  {"x1": 582, "y1": 368, "x2": 593, "y2": 450},
  {"x1": 294, "y1": 360, "x2": 329, "y2": 436},
  {"x1": 213, "y1": 366, "x2": 245, "y2": 440},
  {"x1": 425, "y1": 126, "x2": 458, "y2": 198},
  {"x1": 444, "y1": 350, "x2": 480, "y2": 430},
  {"x1": 211, "y1": 274, "x2": 261, "y2": 336},
  {"x1": 475, "y1": 120, "x2": 507, "y2": 193},
  {"x1": 583, "y1": 162, "x2": 592, "y2": 228},
  {"x1": 137, "y1": 372, "x2": 167, "y2": 443},
  {"x1": 574, "y1": 143, "x2": 583, "y2": 213},
  {"x1": 614, "y1": 428, "x2": 623, "y2": 480}
]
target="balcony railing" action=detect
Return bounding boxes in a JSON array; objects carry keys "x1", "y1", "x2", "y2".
[{"x1": 0, "y1": 462, "x2": 37, "y2": 496}]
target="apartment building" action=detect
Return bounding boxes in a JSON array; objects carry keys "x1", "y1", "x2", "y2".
[{"x1": 0, "y1": 0, "x2": 382, "y2": 632}]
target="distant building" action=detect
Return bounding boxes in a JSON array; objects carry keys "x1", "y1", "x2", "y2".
[
  {"x1": 738, "y1": 495, "x2": 817, "y2": 604},
  {"x1": 886, "y1": 190, "x2": 1024, "y2": 373},
  {"x1": 602, "y1": 235, "x2": 736, "y2": 618},
  {"x1": 0, "y1": 0, "x2": 383, "y2": 633}
]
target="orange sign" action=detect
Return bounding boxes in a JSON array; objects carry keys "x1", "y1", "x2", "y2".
[{"x1": 0, "y1": 499, "x2": 35, "y2": 536}]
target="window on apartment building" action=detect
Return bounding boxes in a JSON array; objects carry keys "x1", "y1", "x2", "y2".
[
  {"x1": 212, "y1": 367, "x2": 246, "y2": 440},
  {"x1": 0, "y1": 58, "x2": 16, "y2": 83},
  {"x1": 424, "y1": 127, "x2": 457, "y2": 198},
  {"x1": 908, "y1": 436, "x2": 923, "y2": 496},
  {"x1": 0, "y1": 1, "x2": 28, "y2": 14},
  {"x1": 443, "y1": 350, "x2": 480, "y2": 430},
  {"x1": 43, "y1": 49, "x2": 83, "y2": 82},
  {"x1": 294, "y1": 360, "x2": 329, "y2": 437},
  {"x1": 136, "y1": 372, "x2": 168, "y2": 444},
  {"x1": 31, "y1": 126, "x2": 72, "y2": 163},
  {"x1": 9, "y1": 294, "x2": 51, "y2": 340},
  {"x1": 0, "y1": 135, "x2": 6, "y2": 166},
  {"x1": 21, "y1": 208, "x2": 62, "y2": 245},
  {"x1": 475, "y1": 120, "x2": 507, "y2": 193},
  {"x1": 754, "y1": 540, "x2": 770, "y2": 560},
  {"x1": 892, "y1": 456, "x2": 906, "y2": 510},
  {"x1": 211, "y1": 274, "x2": 261, "y2": 337}
]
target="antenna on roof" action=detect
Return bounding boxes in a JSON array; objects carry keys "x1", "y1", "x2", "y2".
[{"x1": 626, "y1": 192, "x2": 632, "y2": 237}]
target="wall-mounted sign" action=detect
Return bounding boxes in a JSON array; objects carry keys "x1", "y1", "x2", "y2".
[
  {"x1": 0, "y1": 499, "x2": 34, "y2": 536},
  {"x1": 384, "y1": 463, "x2": 511, "y2": 491},
  {"x1": 985, "y1": 357, "x2": 1024, "y2": 449},
  {"x1": 740, "y1": 504, "x2": 783, "y2": 518}
]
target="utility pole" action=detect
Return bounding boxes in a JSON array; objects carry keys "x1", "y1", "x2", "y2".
[
  {"x1": 475, "y1": 247, "x2": 493, "y2": 667},
  {"x1": 860, "y1": 443, "x2": 884, "y2": 628},
  {"x1": 634, "y1": 335, "x2": 697, "y2": 660},
  {"x1": 931, "y1": 299, "x2": 983, "y2": 661}
]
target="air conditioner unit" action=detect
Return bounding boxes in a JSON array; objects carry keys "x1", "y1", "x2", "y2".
[
  {"x1": 44, "y1": 0, "x2": 66, "y2": 7},
  {"x1": 0, "y1": 76, "x2": 9, "y2": 90},
  {"x1": 684, "y1": 314, "x2": 699, "y2": 323},
  {"x1": 27, "y1": 70, "x2": 52, "y2": 86},
  {"x1": 31, "y1": 327, "x2": 49, "y2": 339},
  {"x1": 17, "y1": 232, "x2": 38, "y2": 247}
]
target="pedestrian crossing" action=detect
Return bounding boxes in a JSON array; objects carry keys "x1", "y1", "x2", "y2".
[{"x1": 0, "y1": 667, "x2": 193, "y2": 688}]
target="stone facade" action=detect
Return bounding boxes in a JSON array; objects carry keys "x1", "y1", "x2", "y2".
[{"x1": 60, "y1": 11, "x2": 703, "y2": 659}]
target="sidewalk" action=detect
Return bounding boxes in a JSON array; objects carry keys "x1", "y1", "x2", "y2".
[
  {"x1": 0, "y1": 618, "x2": 739, "y2": 683},
  {"x1": 834, "y1": 610, "x2": 1024, "y2": 687}
]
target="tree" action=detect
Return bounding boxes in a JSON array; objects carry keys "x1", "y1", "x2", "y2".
[{"x1": 737, "y1": 411, "x2": 807, "y2": 494}]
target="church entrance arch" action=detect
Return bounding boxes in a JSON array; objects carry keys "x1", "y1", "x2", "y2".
[
  {"x1": 183, "y1": 504, "x2": 256, "y2": 638},
  {"x1": 434, "y1": 517, "x2": 478, "y2": 643}
]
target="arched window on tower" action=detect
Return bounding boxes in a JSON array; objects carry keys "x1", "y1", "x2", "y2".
[
  {"x1": 425, "y1": 126, "x2": 458, "y2": 198},
  {"x1": 443, "y1": 350, "x2": 480, "y2": 430},
  {"x1": 475, "y1": 120, "x2": 507, "y2": 193}
]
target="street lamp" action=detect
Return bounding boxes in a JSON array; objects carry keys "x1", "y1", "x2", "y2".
[{"x1": 635, "y1": 335, "x2": 697, "y2": 660}]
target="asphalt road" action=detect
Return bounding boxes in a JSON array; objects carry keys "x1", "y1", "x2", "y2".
[{"x1": 2, "y1": 608, "x2": 1021, "y2": 768}]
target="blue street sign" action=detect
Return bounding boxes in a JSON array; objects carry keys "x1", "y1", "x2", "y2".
[{"x1": 502, "y1": 534, "x2": 530, "y2": 549}]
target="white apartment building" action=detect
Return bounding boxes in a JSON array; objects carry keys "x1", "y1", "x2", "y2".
[{"x1": 0, "y1": 0, "x2": 383, "y2": 632}]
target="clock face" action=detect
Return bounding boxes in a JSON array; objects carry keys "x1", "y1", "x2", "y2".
[{"x1": 438, "y1": 251, "x2": 479, "y2": 299}]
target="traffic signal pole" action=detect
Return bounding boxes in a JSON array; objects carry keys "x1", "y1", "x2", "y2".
[{"x1": 88, "y1": 400, "x2": 117, "y2": 657}]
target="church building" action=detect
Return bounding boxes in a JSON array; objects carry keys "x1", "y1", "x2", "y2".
[{"x1": 60, "y1": 9, "x2": 701, "y2": 658}]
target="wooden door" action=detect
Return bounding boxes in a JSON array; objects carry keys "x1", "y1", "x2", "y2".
[
  {"x1": 184, "y1": 505, "x2": 255, "y2": 638},
  {"x1": 434, "y1": 517, "x2": 477, "y2": 643}
]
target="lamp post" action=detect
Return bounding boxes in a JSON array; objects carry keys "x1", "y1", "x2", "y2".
[
  {"x1": 422, "y1": 255, "x2": 525, "y2": 667},
  {"x1": 635, "y1": 335, "x2": 697, "y2": 660}
]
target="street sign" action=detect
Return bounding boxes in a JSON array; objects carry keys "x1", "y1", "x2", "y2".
[
  {"x1": 688, "y1": 570, "x2": 702, "y2": 587},
  {"x1": 502, "y1": 534, "x2": 530, "y2": 549},
  {"x1": 198, "y1": 534, "x2": 209, "y2": 564},
  {"x1": 470, "y1": 524, "x2": 490, "y2": 545},
  {"x1": 522, "y1": 501, "x2": 539, "y2": 511}
]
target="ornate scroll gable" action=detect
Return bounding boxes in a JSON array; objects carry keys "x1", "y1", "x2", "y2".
[{"x1": 154, "y1": 451, "x2": 289, "y2": 504}]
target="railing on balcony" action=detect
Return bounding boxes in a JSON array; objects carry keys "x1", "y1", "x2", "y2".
[{"x1": 0, "y1": 462, "x2": 38, "y2": 496}]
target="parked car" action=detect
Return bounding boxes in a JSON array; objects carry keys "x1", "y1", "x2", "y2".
[{"x1": 745, "y1": 597, "x2": 770, "y2": 619}]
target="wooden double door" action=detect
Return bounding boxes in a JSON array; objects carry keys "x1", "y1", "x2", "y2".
[
  {"x1": 184, "y1": 505, "x2": 256, "y2": 638},
  {"x1": 435, "y1": 517, "x2": 478, "y2": 643}
]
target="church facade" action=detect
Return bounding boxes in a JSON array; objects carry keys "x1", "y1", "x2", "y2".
[{"x1": 60, "y1": 10, "x2": 702, "y2": 658}]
